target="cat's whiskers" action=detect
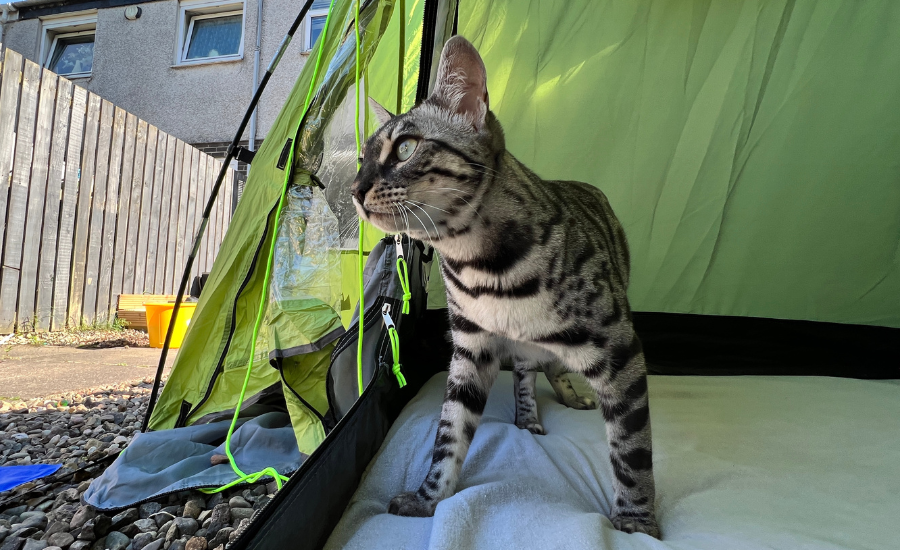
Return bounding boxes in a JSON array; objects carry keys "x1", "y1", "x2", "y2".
[
  {"x1": 405, "y1": 199, "x2": 451, "y2": 214},
  {"x1": 401, "y1": 202, "x2": 434, "y2": 241},
  {"x1": 421, "y1": 187, "x2": 486, "y2": 225},
  {"x1": 468, "y1": 162, "x2": 502, "y2": 177},
  {"x1": 404, "y1": 200, "x2": 442, "y2": 239}
]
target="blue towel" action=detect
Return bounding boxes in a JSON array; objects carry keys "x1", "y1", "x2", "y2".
[
  {"x1": 84, "y1": 412, "x2": 305, "y2": 511},
  {"x1": 0, "y1": 464, "x2": 62, "y2": 492}
]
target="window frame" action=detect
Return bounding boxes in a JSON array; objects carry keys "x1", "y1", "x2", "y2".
[
  {"x1": 302, "y1": 6, "x2": 330, "y2": 52},
  {"x1": 176, "y1": 0, "x2": 245, "y2": 67},
  {"x1": 40, "y1": 11, "x2": 97, "y2": 79}
]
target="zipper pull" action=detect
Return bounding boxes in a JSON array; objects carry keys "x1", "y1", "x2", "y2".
[
  {"x1": 394, "y1": 235, "x2": 411, "y2": 315},
  {"x1": 381, "y1": 303, "x2": 396, "y2": 330},
  {"x1": 381, "y1": 303, "x2": 407, "y2": 389}
]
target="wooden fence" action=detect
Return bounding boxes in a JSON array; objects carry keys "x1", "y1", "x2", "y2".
[{"x1": 0, "y1": 46, "x2": 235, "y2": 333}]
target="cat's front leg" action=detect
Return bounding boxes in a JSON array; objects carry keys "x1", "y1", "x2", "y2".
[
  {"x1": 578, "y1": 329, "x2": 659, "y2": 538},
  {"x1": 388, "y1": 337, "x2": 500, "y2": 517}
]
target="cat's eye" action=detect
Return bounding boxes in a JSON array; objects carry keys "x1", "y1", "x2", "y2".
[{"x1": 395, "y1": 138, "x2": 418, "y2": 162}]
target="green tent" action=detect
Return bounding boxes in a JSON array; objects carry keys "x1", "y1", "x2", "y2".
[{"x1": 140, "y1": 0, "x2": 899, "y2": 548}]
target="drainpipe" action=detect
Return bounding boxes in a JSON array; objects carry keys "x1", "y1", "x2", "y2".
[{"x1": 248, "y1": 0, "x2": 262, "y2": 151}]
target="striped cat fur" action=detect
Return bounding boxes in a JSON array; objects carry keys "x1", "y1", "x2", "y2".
[{"x1": 351, "y1": 36, "x2": 659, "y2": 537}]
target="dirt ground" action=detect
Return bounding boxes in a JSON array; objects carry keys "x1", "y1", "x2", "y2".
[{"x1": 0, "y1": 345, "x2": 175, "y2": 399}]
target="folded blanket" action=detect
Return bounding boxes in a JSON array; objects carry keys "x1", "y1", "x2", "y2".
[{"x1": 326, "y1": 372, "x2": 900, "y2": 550}]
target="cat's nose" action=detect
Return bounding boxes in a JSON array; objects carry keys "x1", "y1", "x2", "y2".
[{"x1": 351, "y1": 178, "x2": 373, "y2": 205}]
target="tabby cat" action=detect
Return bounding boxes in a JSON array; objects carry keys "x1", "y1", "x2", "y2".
[{"x1": 350, "y1": 36, "x2": 659, "y2": 537}]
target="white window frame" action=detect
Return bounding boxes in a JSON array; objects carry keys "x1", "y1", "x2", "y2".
[
  {"x1": 176, "y1": 0, "x2": 245, "y2": 66},
  {"x1": 302, "y1": 6, "x2": 330, "y2": 52},
  {"x1": 40, "y1": 11, "x2": 98, "y2": 79}
]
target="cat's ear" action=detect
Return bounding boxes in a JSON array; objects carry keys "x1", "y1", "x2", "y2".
[
  {"x1": 429, "y1": 36, "x2": 489, "y2": 131},
  {"x1": 368, "y1": 97, "x2": 394, "y2": 127}
]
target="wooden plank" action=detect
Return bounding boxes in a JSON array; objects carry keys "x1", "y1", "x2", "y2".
[
  {"x1": 35, "y1": 77, "x2": 73, "y2": 331},
  {"x1": 194, "y1": 152, "x2": 208, "y2": 277},
  {"x1": 133, "y1": 124, "x2": 158, "y2": 293},
  {"x1": 109, "y1": 112, "x2": 137, "y2": 314},
  {"x1": 184, "y1": 147, "x2": 200, "y2": 283},
  {"x1": 0, "y1": 59, "x2": 41, "y2": 333},
  {"x1": 205, "y1": 155, "x2": 217, "y2": 271},
  {"x1": 154, "y1": 135, "x2": 176, "y2": 293},
  {"x1": 52, "y1": 85, "x2": 87, "y2": 331},
  {"x1": 164, "y1": 140, "x2": 185, "y2": 293},
  {"x1": 67, "y1": 92, "x2": 101, "y2": 328},
  {"x1": 173, "y1": 140, "x2": 192, "y2": 291},
  {"x1": 206, "y1": 157, "x2": 220, "y2": 272},
  {"x1": 15, "y1": 67, "x2": 58, "y2": 332},
  {"x1": 95, "y1": 105, "x2": 126, "y2": 324},
  {"x1": 81, "y1": 98, "x2": 114, "y2": 325},
  {"x1": 220, "y1": 164, "x2": 233, "y2": 251},
  {"x1": 221, "y1": 163, "x2": 232, "y2": 247},
  {"x1": 116, "y1": 293, "x2": 176, "y2": 330},
  {"x1": 143, "y1": 130, "x2": 167, "y2": 293},
  {"x1": 0, "y1": 51, "x2": 24, "y2": 315},
  {"x1": 123, "y1": 119, "x2": 148, "y2": 294}
]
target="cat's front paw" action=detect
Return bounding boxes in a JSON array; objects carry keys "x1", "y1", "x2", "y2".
[
  {"x1": 388, "y1": 491, "x2": 437, "y2": 517},
  {"x1": 515, "y1": 420, "x2": 546, "y2": 435},
  {"x1": 611, "y1": 513, "x2": 660, "y2": 538}
]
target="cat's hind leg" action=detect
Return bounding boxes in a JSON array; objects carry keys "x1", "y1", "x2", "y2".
[
  {"x1": 543, "y1": 362, "x2": 597, "y2": 410},
  {"x1": 513, "y1": 360, "x2": 545, "y2": 435}
]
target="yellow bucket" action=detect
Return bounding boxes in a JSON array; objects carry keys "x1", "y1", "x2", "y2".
[{"x1": 144, "y1": 302, "x2": 197, "y2": 349}]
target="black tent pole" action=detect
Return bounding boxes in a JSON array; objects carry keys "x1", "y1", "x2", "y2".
[{"x1": 141, "y1": 0, "x2": 318, "y2": 433}]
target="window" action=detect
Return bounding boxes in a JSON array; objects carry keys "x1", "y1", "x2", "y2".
[
  {"x1": 177, "y1": 0, "x2": 245, "y2": 65},
  {"x1": 303, "y1": 0, "x2": 331, "y2": 51},
  {"x1": 41, "y1": 12, "x2": 97, "y2": 78}
]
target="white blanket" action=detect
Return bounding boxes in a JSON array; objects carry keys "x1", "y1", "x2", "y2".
[{"x1": 326, "y1": 372, "x2": 900, "y2": 549}]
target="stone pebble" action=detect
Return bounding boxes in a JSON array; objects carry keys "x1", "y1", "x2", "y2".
[{"x1": 1, "y1": 380, "x2": 282, "y2": 550}]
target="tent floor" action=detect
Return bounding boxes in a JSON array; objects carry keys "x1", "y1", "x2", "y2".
[{"x1": 325, "y1": 371, "x2": 900, "y2": 549}]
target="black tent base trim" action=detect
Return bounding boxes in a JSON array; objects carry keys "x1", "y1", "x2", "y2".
[
  {"x1": 634, "y1": 312, "x2": 899, "y2": 379},
  {"x1": 382, "y1": 310, "x2": 899, "y2": 380}
]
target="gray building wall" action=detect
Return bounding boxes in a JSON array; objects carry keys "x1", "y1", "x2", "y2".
[{"x1": 1, "y1": 0, "x2": 313, "y2": 145}]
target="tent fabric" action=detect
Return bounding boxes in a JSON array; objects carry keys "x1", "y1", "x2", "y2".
[
  {"x1": 325, "y1": 371, "x2": 900, "y2": 549},
  {"x1": 84, "y1": 413, "x2": 303, "y2": 511},
  {"x1": 0, "y1": 464, "x2": 62, "y2": 493},
  {"x1": 147, "y1": 0, "x2": 401, "y2": 432},
  {"x1": 424, "y1": 0, "x2": 900, "y2": 329}
]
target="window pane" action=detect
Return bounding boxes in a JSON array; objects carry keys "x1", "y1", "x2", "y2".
[
  {"x1": 49, "y1": 36, "x2": 94, "y2": 76},
  {"x1": 311, "y1": 0, "x2": 331, "y2": 9},
  {"x1": 186, "y1": 14, "x2": 242, "y2": 59},
  {"x1": 309, "y1": 15, "x2": 326, "y2": 49}
]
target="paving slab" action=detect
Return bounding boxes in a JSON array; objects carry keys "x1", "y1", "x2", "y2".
[{"x1": 0, "y1": 345, "x2": 175, "y2": 399}]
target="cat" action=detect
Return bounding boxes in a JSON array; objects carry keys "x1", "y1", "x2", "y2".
[{"x1": 350, "y1": 36, "x2": 659, "y2": 537}]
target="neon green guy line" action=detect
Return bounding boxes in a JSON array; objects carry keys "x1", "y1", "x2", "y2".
[{"x1": 200, "y1": 0, "x2": 340, "y2": 494}]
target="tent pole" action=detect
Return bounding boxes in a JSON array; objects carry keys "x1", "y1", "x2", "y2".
[{"x1": 141, "y1": 0, "x2": 318, "y2": 433}]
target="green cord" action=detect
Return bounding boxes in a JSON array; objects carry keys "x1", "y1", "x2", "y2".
[
  {"x1": 396, "y1": 256, "x2": 411, "y2": 314},
  {"x1": 355, "y1": 0, "x2": 366, "y2": 397},
  {"x1": 387, "y1": 326, "x2": 406, "y2": 388},
  {"x1": 200, "y1": 0, "x2": 338, "y2": 495}
]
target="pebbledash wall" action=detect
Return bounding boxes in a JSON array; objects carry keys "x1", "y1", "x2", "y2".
[{"x1": 1, "y1": 0, "x2": 324, "y2": 175}]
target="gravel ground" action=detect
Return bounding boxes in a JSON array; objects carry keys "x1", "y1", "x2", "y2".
[
  {"x1": 0, "y1": 330, "x2": 150, "y2": 349},
  {"x1": 0, "y1": 379, "x2": 275, "y2": 550}
]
